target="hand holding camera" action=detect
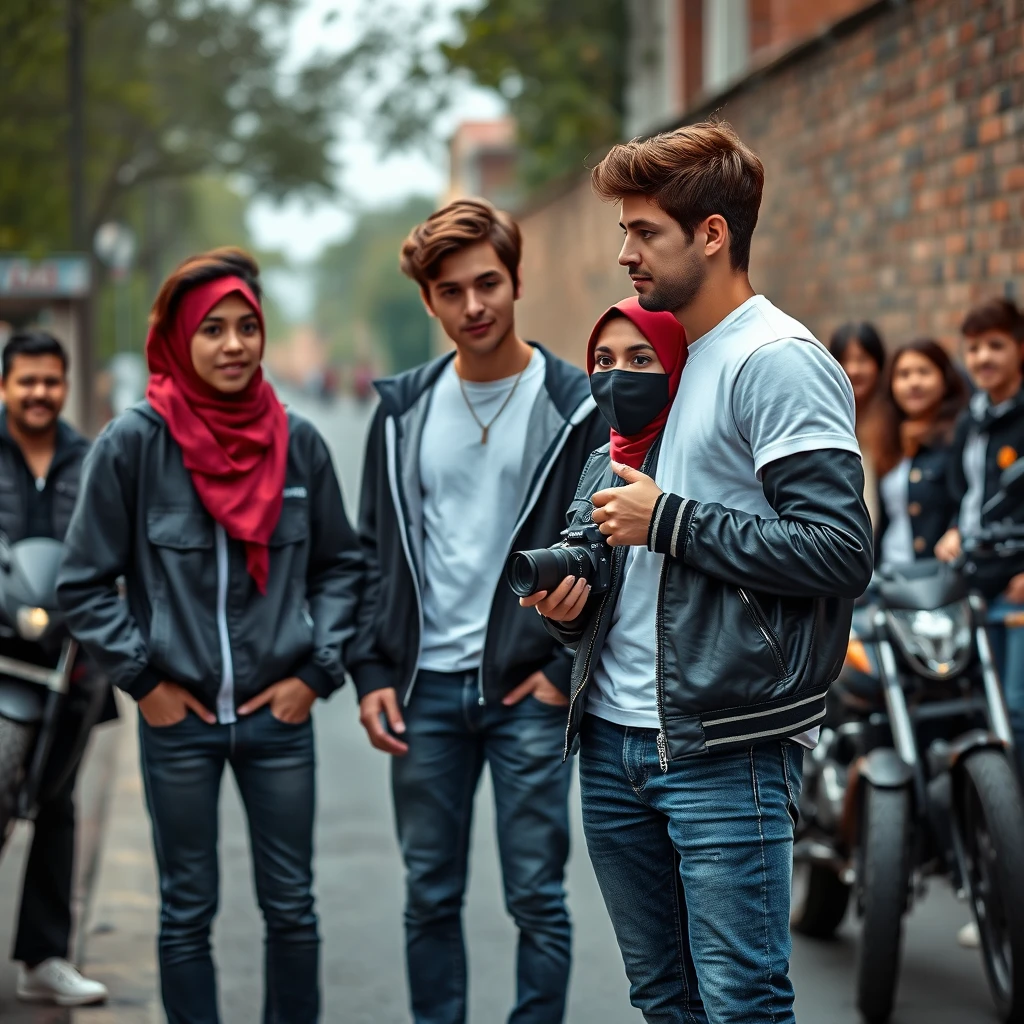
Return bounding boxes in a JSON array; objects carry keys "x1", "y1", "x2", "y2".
[{"x1": 518, "y1": 574, "x2": 592, "y2": 621}]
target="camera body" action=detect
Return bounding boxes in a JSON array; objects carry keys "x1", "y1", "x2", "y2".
[{"x1": 505, "y1": 520, "x2": 614, "y2": 599}]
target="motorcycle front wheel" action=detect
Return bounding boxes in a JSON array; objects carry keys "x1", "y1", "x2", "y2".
[
  {"x1": 0, "y1": 716, "x2": 37, "y2": 860},
  {"x1": 960, "y1": 749, "x2": 1024, "y2": 1023},
  {"x1": 856, "y1": 783, "x2": 912, "y2": 1024}
]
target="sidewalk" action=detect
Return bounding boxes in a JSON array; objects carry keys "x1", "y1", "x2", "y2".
[{"x1": 73, "y1": 703, "x2": 160, "y2": 1023}]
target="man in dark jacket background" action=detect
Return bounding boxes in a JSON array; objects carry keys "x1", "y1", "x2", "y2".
[
  {"x1": 351, "y1": 198, "x2": 606, "y2": 1024},
  {"x1": 0, "y1": 330, "x2": 110, "y2": 1007}
]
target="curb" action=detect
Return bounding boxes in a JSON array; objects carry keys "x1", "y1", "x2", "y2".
[{"x1": 73, "y1": 703, "x2": 160, "y2": 1023}]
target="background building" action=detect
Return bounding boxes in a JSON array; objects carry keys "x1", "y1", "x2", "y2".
[{"x1": 514, "y1": 0, "x2": 1024, "y2": 365}]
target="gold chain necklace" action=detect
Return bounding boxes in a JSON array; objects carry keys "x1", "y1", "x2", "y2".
[{"x1": 457, "y1": 362, "x2": 529, "y2": 445}]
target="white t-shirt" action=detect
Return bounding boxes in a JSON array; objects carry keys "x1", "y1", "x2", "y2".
[
  {"x1": 418, "y1": 350, "x2": 547, "y2": 672},
  {"x1": 879, "y1": 459, "x2": 915, "y2": 567},
  {"x1": 588, "y1": 295, "x2": 861, "y2": 750}
]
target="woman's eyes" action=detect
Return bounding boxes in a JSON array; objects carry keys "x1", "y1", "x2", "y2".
[{"x1": 632, "y1": 355, "x2": 652, "y2": 367}]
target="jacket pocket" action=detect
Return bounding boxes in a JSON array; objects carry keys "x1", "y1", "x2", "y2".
[
  {"x1": 270, "y1": 502, "x2": 309, "y2": 547},
  {"x1": 737, "y1": 587, "x2": 789, "y2": 679}
]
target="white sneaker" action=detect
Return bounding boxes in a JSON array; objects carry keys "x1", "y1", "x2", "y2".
[
  {"x1": 16, "y1": 958, "x2": 108, "y2": 1006},
  {"x1": 958, "y1": 921, "x2": 981, "y2": 949}
]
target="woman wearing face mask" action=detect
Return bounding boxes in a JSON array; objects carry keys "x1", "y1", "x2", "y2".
[
  {"x1": 518, "y1": 295, "x2": 685, "y2": 685},
  {"x1": 57, "y1": 248, "x2": 363, "y2": 1024},
  {"x1": 830, "y1": 322, "x2": 887, "y2": 524},
  {"x1": 867, "y1": 339, "x2": 968, "y2": 569}
]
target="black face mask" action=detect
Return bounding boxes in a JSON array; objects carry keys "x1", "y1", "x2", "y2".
[{"x1": 590, "y1": 370, "x2": 670, "y2": 436}]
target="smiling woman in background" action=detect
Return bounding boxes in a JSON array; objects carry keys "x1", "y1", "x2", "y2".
[
  {"x1": 865, "y1": 339, "x2": 968, "y2": 569},
  {"x1": 57, "y1": 247, "x2": 364, "y2": 1024}
]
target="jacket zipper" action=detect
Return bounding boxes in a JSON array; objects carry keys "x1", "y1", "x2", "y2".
[
  {"x1": 654, "y1": 560, "x2": 671, "y2": 771},
  {"x1": 737, "y1": 587, "x2": 788, "y2": 678},
  {"x1": 214, "y1": 524, "x2": 236, "y2": 724},
  {"x1": 385, "y1": 418, "x2": 425, "y2": 706},
  {"x1": 479, "y1": 400, "x2": 593, "y2": 706}
]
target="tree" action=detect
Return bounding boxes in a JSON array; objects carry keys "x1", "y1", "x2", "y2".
[
  {"x1": 0, "y1": 0, "x2": 354, "y2": 253},
  {"x1": 357, "y1": 0, "x2": 627, "y2": 189},
  {"x1": 314, "y1": 198, "x2": 436, "y2": 373}
]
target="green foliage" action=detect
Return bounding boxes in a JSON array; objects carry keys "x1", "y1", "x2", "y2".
[
  {"x1": 445, "y1": 0, "x2": 627, "y2": 187},
  {"x1": 356, "y1": 0, "x2": 626, "y2": 189},
  {"x1": 314, "y1": 197, "x2": 436, "y2": 373},
  {"x1": 0, "y1": 0, "x2": 352, "y2": 252}
]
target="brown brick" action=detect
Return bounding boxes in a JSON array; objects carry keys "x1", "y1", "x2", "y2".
[{"x1": 978, "y1": 116, "x2": 1004, "y2": 144}]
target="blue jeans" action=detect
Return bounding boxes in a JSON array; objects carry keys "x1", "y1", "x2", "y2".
[
  {"x1": 139, "y1": 706, "x2": 319, "y2": 1024},
  {"x1": 578, "y1": 714, "x2": 803, "y2": 1024},
  {"x1": 987, "y1": 599, "x2": 1024, "y2": 772},
  {"x1": 391, "y1": 669, "x2": 573, "y2": 1024}
]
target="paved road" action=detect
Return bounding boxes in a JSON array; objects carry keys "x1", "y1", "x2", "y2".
[{"x1": 2, "y1": 389, "x2": 999, "y2": 1023}]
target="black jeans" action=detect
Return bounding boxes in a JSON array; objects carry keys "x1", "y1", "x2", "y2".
[
  {"x1": 12, "y1": 765, "x2": 77, "y2": 967},
  {"x1": 139, "y1": 706, "x2": 319, "y2": 1024}
]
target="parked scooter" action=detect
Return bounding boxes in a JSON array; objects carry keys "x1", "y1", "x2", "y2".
[
  {"x1": 0, "y1": 535, "x2": 103, "y2": 857},
  {"x1": 793, "y1": 460, "x2": 1024, "y2": 1024}
]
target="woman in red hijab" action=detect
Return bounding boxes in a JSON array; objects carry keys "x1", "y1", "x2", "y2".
[
  {"x1": 57, "y1": 248, "x2": 363, "y2": 1024},
  {"x1": 519, "y1": 294, "x2": 685, "y2": 619}
]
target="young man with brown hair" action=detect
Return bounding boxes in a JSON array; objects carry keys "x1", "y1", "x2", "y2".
[
  {"x1": 533, "y1": 122, "x2": 873, "y2": 1022},
  {"x1": 937, "y1": 297, "x2": 1024, "y2": 756},
  {"x1": 351, "y1": 198, "x2": 606, "y2": 1024}
]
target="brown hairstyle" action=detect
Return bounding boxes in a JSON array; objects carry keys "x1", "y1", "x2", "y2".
[
  {"x1": 149, "y1": 247, "x2": 262, "y2": 334},
  {"x1": 399, "y1": 198, "x2": 522, "y2": 293},
  {"x1": 866, "y1": 339, "x2": 969, "y2": 477},
  {"x1": 961, "y1": 296, "x2": 1024, "y2": 342},
  {"x1": 591, "y1": 120, "x2": 764, "y2": 271}
]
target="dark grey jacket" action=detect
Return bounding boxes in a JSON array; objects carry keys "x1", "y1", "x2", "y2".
[
  {"x1": 56, "y1": 402, "x2": 363, "y2": 711},
  {"x1": 0, "y1": 414, "x2": 89, "y2": 543},
  {"x1": 548, "y1": 442, "x2": 873, "y2": 763},
  {"x1": 349, "y1": 343, "x2": 608, "y2": 705}
]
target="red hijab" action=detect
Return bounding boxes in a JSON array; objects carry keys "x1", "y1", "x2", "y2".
[
  {"x1": 586, "y1": 297, "x2": 687, "y2": 469},
  {"x1": 145, "y1": 276, "x2": 289, "y2": 595}
]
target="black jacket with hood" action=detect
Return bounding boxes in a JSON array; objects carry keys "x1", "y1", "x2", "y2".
[
  {"x1": 56, "y1": 402, "x2": 363, "y2": 712},
  {"x1": 349, "y1": 343, "x2": 608, "y2": 705}
]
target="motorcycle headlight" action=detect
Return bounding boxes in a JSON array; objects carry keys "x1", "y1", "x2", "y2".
[
  {"x1": 16, "y1": 606, "x2": 50, "y2": 641},
  {"x1": 886, "y1": 601, "x2": 973, "y2": 680}
]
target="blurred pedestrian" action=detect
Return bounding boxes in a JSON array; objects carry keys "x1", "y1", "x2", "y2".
[
  {"x1": 351, "y1": 199, "x2": 606, "y2": 1024},
  {"x1": 538, "y1": 121, "x2": 872, "y2": 1024},
  {"x1": 1, "y1": 331, "x2": 113, "y2": 1008},
  {"x1": 866, "y1": 339, "x2": 968, "y2": 569},
  {"x1": 830, "y1": 322, "x2": 886, "y2": 523},
  {"x1": 57, "y1": 248, "x2": 364, "y2": 1024}
]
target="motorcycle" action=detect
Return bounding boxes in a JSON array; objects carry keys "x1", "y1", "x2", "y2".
[
  {"x1": 0, "y1": 535, "x2": 103, "y2": 858},
  {"x1": 793, "y1": 461, "x2": 1024, "y2": 1024}
]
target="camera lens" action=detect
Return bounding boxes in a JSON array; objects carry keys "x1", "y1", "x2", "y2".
[{"x1": 506, "y1": 546, "x2": 593, "y2": 599}]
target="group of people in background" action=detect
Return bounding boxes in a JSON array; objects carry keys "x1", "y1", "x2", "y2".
[
  {"x1": 2, "y1": 116, "x2": 1021, "y2": 1024},
  {"x1": 831, "y1": 300, "x2": 1024, "y2": 757}
]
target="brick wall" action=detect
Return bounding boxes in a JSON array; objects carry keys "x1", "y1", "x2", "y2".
[{"x1": 514, "y1": 0, "x2": 1024, "y2": 367}]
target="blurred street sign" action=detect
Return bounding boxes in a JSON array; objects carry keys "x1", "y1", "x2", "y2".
[
  {"x1": 0, "y1": 254, "x2": 92, "y2": 298},
  {"x1": 93, "y1": 222, "x2": 136, "y2": 279}
]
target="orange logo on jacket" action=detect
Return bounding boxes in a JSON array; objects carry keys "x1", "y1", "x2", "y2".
[{"x1": 998, "y1": 446, "x2": 1019, "y2": 470}]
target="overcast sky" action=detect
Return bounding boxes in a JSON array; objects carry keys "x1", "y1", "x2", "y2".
[{"x1": 247, "y1": 0, "x2": 503, "y2": 267}]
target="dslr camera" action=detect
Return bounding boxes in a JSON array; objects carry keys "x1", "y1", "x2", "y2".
[{"x1": 505, "y1": 521, "x2": 613, "y2": 600}]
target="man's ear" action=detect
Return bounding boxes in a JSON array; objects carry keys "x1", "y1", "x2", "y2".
[
  {"x1": 419, "y1": 288, "x2": 437, "y2": 320},
  {"x1": 703, "y1": 215, "x2": 729, "y2": 260},
  {"x1": 513, "y1": 271, "x2": 523, "y2": 302}
]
